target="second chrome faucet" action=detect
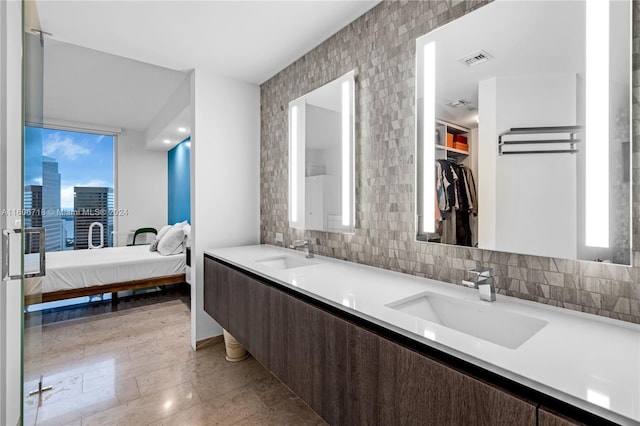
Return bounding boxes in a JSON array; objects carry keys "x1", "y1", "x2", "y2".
[
  {"x1": 290, "y1": 239, "x2": 314, "y2": 258},
  {"x1": 462, "y1": 267, "x2": 496, "y2": 302}
]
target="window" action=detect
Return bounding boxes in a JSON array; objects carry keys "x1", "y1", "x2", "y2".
[{"x1": 24, "y1": 127, "x2": 115, "y2": 252}]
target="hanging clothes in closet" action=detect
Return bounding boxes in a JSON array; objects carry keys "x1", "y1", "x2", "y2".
[{"x1": 435, "y1": 159, "x2": 477, "y2": 246}]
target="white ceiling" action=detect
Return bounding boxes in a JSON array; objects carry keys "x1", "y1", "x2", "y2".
[
  {"x1": 422, "y1": 0, "x2": 587, "y2": 129},
  {"x1": 43, "y1": 38, "x2": 189, "y2": 133},
  {"x1": 35, "y1": 0, "x2": 381, "y2": 84},
  {"x1": 35, "y1": 0, "x2": 379, "y2": 151}
]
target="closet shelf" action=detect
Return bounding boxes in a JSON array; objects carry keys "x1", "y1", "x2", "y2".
[
  {"x1": 436, "y1": 145, "x2": 468, "y2": 156},
  {"x1": 498, "y1": 125, "x2": 582, "y2": 155}
]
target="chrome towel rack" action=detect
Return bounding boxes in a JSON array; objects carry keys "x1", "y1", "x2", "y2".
[{"x1": 498, "y1": 126, "x2": 582, "y2": 155}]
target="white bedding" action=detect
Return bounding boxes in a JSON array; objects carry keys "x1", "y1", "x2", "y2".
[{"x1": 25, "y1": 245, "x2": 186, "y2": 296}]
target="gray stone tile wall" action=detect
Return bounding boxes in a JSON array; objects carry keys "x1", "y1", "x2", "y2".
[{"x1": 260, "y1": 0, "x2": 640, "y2": 324}]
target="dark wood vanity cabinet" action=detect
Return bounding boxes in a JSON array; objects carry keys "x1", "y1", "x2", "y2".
[
  {"x1": 203, "y1": 255, "x2": 230, "y2": 330},
  {"x1": 269, "y1": 289, "x2": 351, "y2": 424},
  {"x1": 538, "y1": 407, "x2": 585, "y2": 426},
  {"x1": 345, "y1": 323, "x2": 536, "y2": 425},
  {"x1": 226, "y1": 266, "x2": 271, "y2": 362},
  {"x1": 203, "y1": 256, "x2": 539, "y2": 425}
]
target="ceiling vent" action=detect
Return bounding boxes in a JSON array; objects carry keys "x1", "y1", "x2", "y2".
[{"x1": 458, "y1": 49, "x2": 493, "y2": 67}]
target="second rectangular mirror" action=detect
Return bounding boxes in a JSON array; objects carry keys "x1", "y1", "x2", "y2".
[
  {"x1": 289, "y1": 70, "x2": 355, "y2": 233},
  {"x1": 415, "y1": 0, "x2": 631, "y2": 265}
]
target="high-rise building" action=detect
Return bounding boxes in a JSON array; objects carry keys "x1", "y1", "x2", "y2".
[
  {"x1": 24, "y1": 185, "x2": 43, "y2": 253},
  {"x1": 24, "y1": 185, "x2": 43, "y2": 228},
  {"x1": 42, "y1": 156, "x2": 63, "y2": 252},
  {"x1": 24, "y1": 157, "x2": 64, "y2": 252},
  {"x1": 74, "y1": 186, "x2": 113, "y2": 250}
]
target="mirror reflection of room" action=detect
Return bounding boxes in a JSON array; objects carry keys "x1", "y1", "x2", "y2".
[
  {"x1": 289, "y1": 70, "x2": 355, "y2": 234},
  {"x1": 415, "y1": 0, "x2": 630, "y2": 265},
  {"x1": 432, "y1": 119, "x2": 477, "y2": 247},
  {"x1": 305, "y1": 102, "x2": 342, "y2": 231}
]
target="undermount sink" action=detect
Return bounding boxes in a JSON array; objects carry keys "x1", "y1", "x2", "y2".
[
  {"x1": 387, "y1": 291, "x2": 548, "y2": 349},
  {"x1": 256, "y1": 255, "x2": 317, "y2": 270}
]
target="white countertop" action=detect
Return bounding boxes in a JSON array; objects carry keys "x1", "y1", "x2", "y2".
[{"x1": 205, "y1": 244, "x2": 640, "y2": 425}]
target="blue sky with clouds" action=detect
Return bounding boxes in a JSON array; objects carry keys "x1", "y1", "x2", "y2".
[{"x1": 26, "y1": 127, "x2": 114, "y2": 209}]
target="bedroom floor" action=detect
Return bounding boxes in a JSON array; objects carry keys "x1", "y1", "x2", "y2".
[{"x1": 23, "y1": 291, "x2": 325, "y2": 426}]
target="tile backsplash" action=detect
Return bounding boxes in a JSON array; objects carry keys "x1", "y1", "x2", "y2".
[{"x1": 260, "y1": 0, "x2": 640, "y2": 324}]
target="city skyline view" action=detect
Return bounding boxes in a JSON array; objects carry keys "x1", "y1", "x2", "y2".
[
  {"x1": 24, "y1": 127, "x2": 114, "y2": 251},
  {"x1": 26, "y1": 127, "x2": 114, "y2": 210}
]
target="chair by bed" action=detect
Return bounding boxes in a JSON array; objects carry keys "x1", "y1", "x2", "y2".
[{"x1": 128, "y1": 227, "x2": 158, "y2": 246}]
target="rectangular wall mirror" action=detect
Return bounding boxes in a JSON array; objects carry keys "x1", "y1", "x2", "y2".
[
  {"x1": 415, "y1": 0, "x2": 631, "y2": 265},
  {"x1": 289, "y1": 70, "x2": 355, "y2": 233}
]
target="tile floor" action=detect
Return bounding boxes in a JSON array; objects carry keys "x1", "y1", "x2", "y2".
[{"x1": 23, "y1": 296, "x2": 326, "y2": 425}]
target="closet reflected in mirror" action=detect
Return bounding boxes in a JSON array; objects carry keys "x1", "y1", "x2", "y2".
[
  {"x1": 289, "y1": 71, "x2": 355, "y2": 233},
  {"x1": 415, "y1": 0, "x2": 631, "y2": 265}
]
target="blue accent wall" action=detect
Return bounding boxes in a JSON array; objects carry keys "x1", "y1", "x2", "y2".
[{"x1": 168, "y1": 138, "x2": 191, "y2": 224}]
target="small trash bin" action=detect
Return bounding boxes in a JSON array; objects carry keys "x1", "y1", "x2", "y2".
[{"x1": 223, "y1": 329, "x2": 248, "y2": 362}]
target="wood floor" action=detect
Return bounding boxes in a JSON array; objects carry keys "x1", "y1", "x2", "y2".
[{"x1": 23, "y1": 288, "x2": 325, "y2": 425}]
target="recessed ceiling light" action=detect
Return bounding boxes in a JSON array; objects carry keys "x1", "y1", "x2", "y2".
[
  {"x1": 178, "y1": 127, "x2": 187, "y2": 133},
  {"x1": 163, "y1": 139, "x2": 171, "y2": 144}
]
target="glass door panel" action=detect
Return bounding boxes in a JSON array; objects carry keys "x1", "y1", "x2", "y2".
[{"x1": 22, "y1": 23, "x2": 48, "y2": 425}]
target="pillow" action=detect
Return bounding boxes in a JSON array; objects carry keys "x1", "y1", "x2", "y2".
[
  {"x1": 149, "y1": 225, "x2": 171, "y2": 252},
  {"x1": 157, "y1": 224, "x2": 173, "y2": 239},
  {"x1": 183, "y1": 224, "x2": 191, "y2": 248},
  {"x1": 157, "y1": 226, "x2": 186, "y2": 256}
]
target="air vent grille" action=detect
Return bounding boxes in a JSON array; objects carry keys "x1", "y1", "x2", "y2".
[
  {"x1": 458, "y1": 50, "x2": 493, "y2": 67},
  {"x1": 446, "y1": 99, "x2": 471, "y2": 108}
]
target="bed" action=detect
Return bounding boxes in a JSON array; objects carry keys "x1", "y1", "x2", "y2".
[{"x1": 24, "y1": 245, "x2": 186, "y2": 305}]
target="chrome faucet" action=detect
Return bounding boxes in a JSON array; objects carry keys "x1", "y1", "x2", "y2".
[
  {"x1": 462, "y1": 267, "x2": 496, "y2": 302},
  {"x1": 290, "y1": 239, "x2": 314, "y2": 258}
]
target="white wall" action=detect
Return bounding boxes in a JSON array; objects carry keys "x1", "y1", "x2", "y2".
[
  {"x1": 324, "y1": 146, "x2": 340, "y2": 177},
  {"x1": 115, "y1": 129, "x2": 168, "y2": 246},
  {"x1": 477, "y1": 78, "x2": 497, "y2": 250},
  {"x1": 469, "y1": 127, "x2": 479, "y2": 248},
  {"x1": 306, "y1": 105, "x2": 340, "y2": 176},
  {"x1": 190, "y1": 69, "x2": 260, "y2": 348},
  {"x1": 305, "y1": 105, "x2": 340, "y2": 228},
  {"x1": 494, "y1": 74, "x2": 577, "y2": 259},
  {"x1": 0, "y1": 1, "x2": 24, "y2": 423}
]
